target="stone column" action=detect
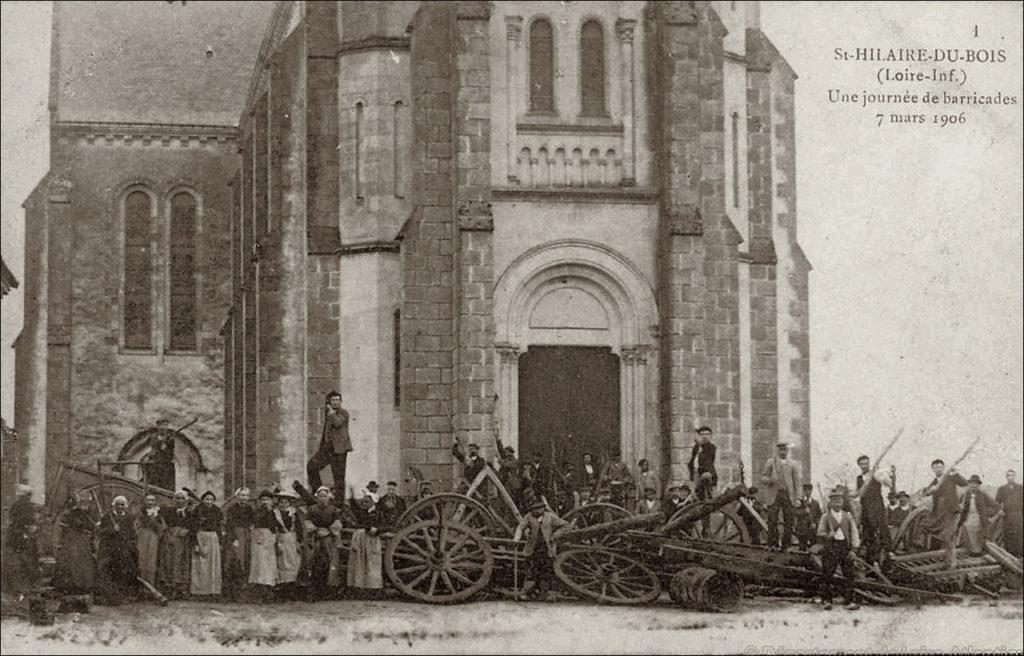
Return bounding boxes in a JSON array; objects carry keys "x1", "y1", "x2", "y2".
[
  {"x1": 505, "y1": 16, "x2": 522, "y2": 184},
  {"x1": 616, "y1": 19, "x2": 637, "y2": 186},
  {"x1": 494, "y1": 342, "x2": 520, "y2": 450}
]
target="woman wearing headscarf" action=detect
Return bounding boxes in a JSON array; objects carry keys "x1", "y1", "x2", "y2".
[
  {"x1": 248, "y1": 490, "x2": 281, "y2": 599},
  {"x1": 346, "y1": 491, "x2": 384, "y2": 590},
  {"x1": 54, "y1": 489, "x2": 97, "y2": 594},
  {"x1": 158, "y1": 490, "x2": 193, "y2": 599},
  {"x1": 188, "y1": 490, "x2": 224, "y2": 596},
  {"x1": 224, "y1": 487, "x2": 254, "y2": 600},
  {"x1": 302, "y1": 486, "x2": 344, "y2": 597},
  {"x1": 274, "y1": 494, "x2": 302, "y2": 594},
  {"x1": 96, "y1": 495, "x2": 139, "y2": 604},
  {"x1": 136, "y1": 493, "x2": 165, "y2": 586}
]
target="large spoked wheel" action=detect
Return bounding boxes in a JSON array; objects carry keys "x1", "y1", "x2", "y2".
[
  {"x1": 384, "y1": 519, "x2": 494, "y2": 604},
  {"x1": 668, "y1": 504, "x2": 750, "y2": 544},
  {"x1": 554, "y1": 547, "x2": 662, "y2": 605},
  {"x1": 563, "y1": 503, "x2": 633, "y2": 547},
  {"x1": 397, "y1": 493, "x2": 507, "y2": 536},
  {"x1": 893, "y1": 506, "x2": 969, "y2": 554}
]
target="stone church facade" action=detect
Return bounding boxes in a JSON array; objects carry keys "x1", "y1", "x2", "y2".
[{"x1": 16, "y1": 1, "x2": 810, "y2": 501}]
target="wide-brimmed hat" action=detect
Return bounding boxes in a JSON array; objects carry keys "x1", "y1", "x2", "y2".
[
  {"x1": 896, "y1": 491, "x2": 910, "y2": 499},
  {"x1": 968, "y1": 474, "x2": 982, "y2": 484},
  {"x1": 528, "y1": 499, "x2": 546, "y2": 511},
  {"x1": 828, "y1": 490, "x2": 845, "y2": 500}
]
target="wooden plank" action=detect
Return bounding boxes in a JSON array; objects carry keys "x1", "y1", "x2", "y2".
[
  {"x1": 912, "y1": 556, "x2": 994, "y2": 573},
  {"x1": 985, "y1": 540, "x2": 1024, "y2": 576}
]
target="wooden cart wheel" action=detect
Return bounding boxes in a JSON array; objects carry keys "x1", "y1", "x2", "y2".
[
  {"x1": 850, "y1": 554, "x2": 902, "y2": 606},
  {"x1": 554, "y1": 547, "x2": 662, "y2": 605},
  {"x1": 397, "y1": 493, "x2": 508, "y2": 536},
  {"x1": 563, "y1": 503, "x2": 633, "y2": 547},
  {"x1": 384, "y1": 519, "x2": 494, "y2": 604},
  {"x1": 670, "y1": 504, "x2": 749, "y2": 544}
]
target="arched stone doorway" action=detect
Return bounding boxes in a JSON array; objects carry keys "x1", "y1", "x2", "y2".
[
  {"x1": 115, "y1": 428, "x2": 211, "y2": 493},
  {"x1": 493, "y1": 240, "x2": 658, "y2": 469}
]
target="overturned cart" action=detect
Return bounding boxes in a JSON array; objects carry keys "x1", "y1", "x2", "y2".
[{"x1": 379, "y1": 481, "x2": 1012, "y2": 608}]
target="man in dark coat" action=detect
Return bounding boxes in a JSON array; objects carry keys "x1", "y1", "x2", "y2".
[
  {"x1": 145, "y1": 419, "x2": 177, "y2": 490},
  {"x1": 851, "y1": 454, "x2": 893, "y2": 563},
  {"x1": 919, "y1": 458, "x2": 969, "y2": 546},
  {"x1": 688, "y1": 426, "x2": 718, "y2": 499},
  {"x1": 306, "y1": 391, "x2": 352, "y2": 503},
  {"x1": 795, "y1": 483, "x2": 822, "y2": 550},
  {"x1": 378, "y1": 481, "x2": 408, "y2": 529},
  {"x1": 888, "y1": 491, "x2": 912, "y2": 537},
  {"x1": 959, "y1": 474, "x2": 1001, "y2": 556},
  {"x1": 996, "y1": 469, "x2": 1023, "y2": 556}
]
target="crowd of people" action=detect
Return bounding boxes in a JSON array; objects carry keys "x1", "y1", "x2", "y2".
[{"x1": 3, "y1": 401, "x2": 1021, "y2": 613}]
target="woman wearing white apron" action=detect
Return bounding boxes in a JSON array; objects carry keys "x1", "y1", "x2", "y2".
[
  {"x1": 189, "y1": 491, "x2": 223, "y2": 596},
  {"x1": 249, "y1": 490, "x2": 280, "y2": 600}
]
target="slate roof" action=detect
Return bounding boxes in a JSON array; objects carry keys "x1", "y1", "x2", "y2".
[{"x1": 53, "y1": 1, "x2": 274, "y2": 126}]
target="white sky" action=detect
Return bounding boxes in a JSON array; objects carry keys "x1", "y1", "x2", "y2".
[{"x1": 1, "y1": 2, "x2": 1021, "y2": 495}]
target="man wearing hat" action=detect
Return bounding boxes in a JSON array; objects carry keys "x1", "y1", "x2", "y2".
[
  {"x1": 513, "y1": 499, "x2": 571, "y2": 601},
  {"x1": 455, "y1": 442, "x2": 487, "y2": 484},
  {"x1": 307, "y1": 390, "x2": 353, "y2": 503},
  {"x1": 688, "y1": 426, "x2": 718, "y2": 501},
  {"x1": 635, "y1": 459, "x2": 662, "y2": 511},
  {"x1": 816, "y1": 489, "x2": 860, "y2": 610},
  {"x1": 795, "y1": 483, "x2": 822, "y2": 550},
  {"x1": 959, "y1": 474, "x2": 1001, "y2": 556},
  {"x1": 996, "y1": 470, "x2": 1023, "y2": 556},
  {"x1": 761, "y1": 442, "x2": 802, "y2": 549},
  {"x1": 888, "y1": 491, "x2": 912, "y2": 537}
]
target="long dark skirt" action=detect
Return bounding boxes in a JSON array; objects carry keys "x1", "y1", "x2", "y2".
[
  {"x1": 54, "y1": 527, "x2": 95, "y2": 593},
  {"x1": 158, "y1": 527, "x2": 191, "y2": 596}
]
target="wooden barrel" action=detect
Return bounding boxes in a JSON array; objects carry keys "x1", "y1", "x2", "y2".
[{"x1": 669, "y1": 566, "x2": 743, "y2": 612}]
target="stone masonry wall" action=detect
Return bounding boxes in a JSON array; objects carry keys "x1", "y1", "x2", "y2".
[
  {"x1": 745, "y1": 29, "x2": 780, "y2": 478},
  {"x1": 401, "y1": 2, "x2": 458, "y2": 488}
]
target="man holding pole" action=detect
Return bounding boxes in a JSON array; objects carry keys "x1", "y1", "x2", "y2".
[
  {"x1": 851, "y1": 454, "x2": 894, "y2": 564},
  {"x1": 919, "y1": 457, "x2": 970, "y2": 547}
]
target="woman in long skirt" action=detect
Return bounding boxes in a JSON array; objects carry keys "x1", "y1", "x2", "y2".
[
  {"x1": 302, "y1": 486, "x2": 343, "y2": 597},
  {"x1": 158, "y1": 491, "x2": 193, "y2": 599},
  {"x1": 346, "y1": 493, "x2": 383, "y2": 589},
  {"x1": 224, "y1": 487, "x2": 254, "y2": 600},
  {"x1": 136, "y1": 494, "x2": 165, "y2": 585},
  {"x1": 96, "y1": 495, "x2": 139, "y2": 605},
  {"x1": 54, "y1": 490, "x2": 97, "y2": 594},
  {"x1": 189, "y1": 491, "x2": 224, "y2": 596},
  {"x1": 274, "y1": 495, "x2": 302, "y2": 594},
  {"x1": 249, "y1": 491, "x2": 280, "y2": 600}
]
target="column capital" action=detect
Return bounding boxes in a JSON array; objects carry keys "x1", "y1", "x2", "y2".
[
  {"x1": 615, "y1": 18, "x2": 637, "y2": 44},
  {"x1": 494, "y1": 342, "x2": 520, "y2": 363},
  {"x1": 505, "y1": 15, "x2": 523, "y2": 45}
]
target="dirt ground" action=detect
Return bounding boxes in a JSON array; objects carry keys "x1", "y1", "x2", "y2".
[{"x1": 2, "y1": 593, "x2": 1022, "y2": 655}]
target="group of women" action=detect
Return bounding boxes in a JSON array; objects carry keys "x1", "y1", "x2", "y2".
[{"x1": 53, "y1": 484, "x2": 393, "y2": 604}]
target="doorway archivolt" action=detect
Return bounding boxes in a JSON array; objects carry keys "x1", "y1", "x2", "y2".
[{"x1": 492, "y1": 240, "x2": 658, "y2": 467}]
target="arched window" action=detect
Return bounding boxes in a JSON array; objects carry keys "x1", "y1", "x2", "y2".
[
  {"x1": 168, "y1": 191, "x2": 198, "y2": 351},
  {"x1": 123, "y1": 190, "x2": 153, "y2": 350},
  {"x1": 529, "y1": 18, "x2": 554, "y2": 113},
  {"x1": 580, "y1": 20, "x2": 606, "y2": 116}
]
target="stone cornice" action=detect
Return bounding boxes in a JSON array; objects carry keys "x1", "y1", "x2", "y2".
[
  {"x1": 52, "y1": 121, "x2": 238, "y2": 147},
  {"x1": 493, "y1": 187, "x2": 657, "y2": 204},
  {"x1": 336, "y1": 36, "x2": 410, "y2": 57},
  {"x1": 336, "y1": 240, "x2": 401, "y2": 256},
  {"x1": 516, "y1": 121, "x2": 623, "y2": 136}
]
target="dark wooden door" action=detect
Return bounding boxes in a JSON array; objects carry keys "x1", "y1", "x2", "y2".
[{"x1": 518, "y1": 346, "x2": 620, "y2": 471}]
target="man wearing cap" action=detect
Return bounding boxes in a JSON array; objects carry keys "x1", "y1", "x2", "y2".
[
  {"x1": 663, "y1": 485, "x2": 684, "y2": 517},
  {"x1": 688, "y1": 426, "x2": 718, "y2": 500},
  {"x1": 851, "y1": 454, "x2": 893, "y2": 564},
  {"x1": 514, "y1": 499, "x2": 571, "y2": 601},
  {"x1": 816, "y1": 490, "x2": 861, "y2": 611},
  {"x1": 959, "y1": 474, "x2": 1001, "y2": 556},
  {"x1": 600, "y1": 451, "x2": 634, "y2": 508},
  {"x1": 996, "y1": 470, "x2": 1023, "y2": 556},
  {"x1": 378, "y1": 481, "x2": 408, "y2": 529},
  {"x1": 888, "y1": 491, "x2": 912, "y2": 539},
  {"x1": 307, "y1": 391, "x2": 352, "y2": 503},
  {"x1": 635, "y1": 459, "x2": 662, "y2": 512},
  {"x1": 795, "y1": 483, "x2": 822, "y2": 550},
  {"x1": 638, "y1": 487, "x2": 661, "y2": 514}
]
